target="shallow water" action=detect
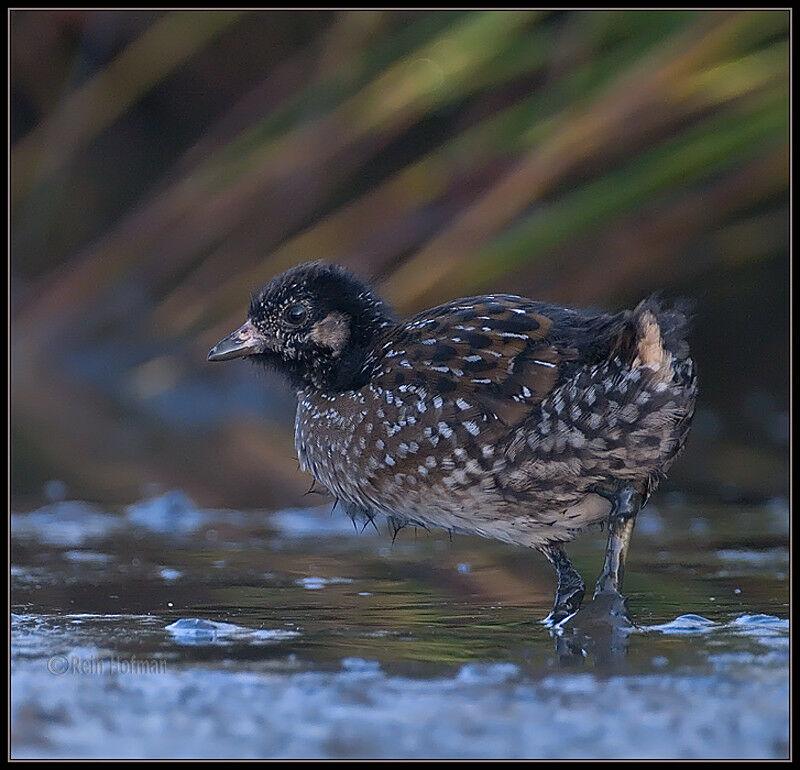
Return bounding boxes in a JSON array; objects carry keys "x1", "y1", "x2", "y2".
[{"x1": 10, "y1": 492, "x2": 789, "y2": 759}]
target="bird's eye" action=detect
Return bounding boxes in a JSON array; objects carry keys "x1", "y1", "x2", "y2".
[{"x1": 285, "y1": 304, "x2": 308, "y2": 326}]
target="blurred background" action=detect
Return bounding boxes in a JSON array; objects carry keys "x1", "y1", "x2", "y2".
[{"x1": 11, "y1": 9, "x2": 789, "y2": 511}]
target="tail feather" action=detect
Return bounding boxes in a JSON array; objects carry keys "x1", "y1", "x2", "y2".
[
  {"x1": 608, "y1": 295, "x2": 694, "y2": 387},
  {"x1": 633, "y1": 295, "x2": 693, "y2": 360}
]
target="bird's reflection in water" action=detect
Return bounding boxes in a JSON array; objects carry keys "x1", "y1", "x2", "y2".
[{"x1": 549, "y1": 591, "x2": 634, "y2": 668}]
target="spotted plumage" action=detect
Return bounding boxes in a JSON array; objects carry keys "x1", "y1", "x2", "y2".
[{"x1": 209, "y1": 261, "x2": 697, "y2": 622}]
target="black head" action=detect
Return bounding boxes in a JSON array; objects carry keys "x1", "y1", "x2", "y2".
[{"x1": 208, "y1": 261, "x2": 394, "y2": 392}]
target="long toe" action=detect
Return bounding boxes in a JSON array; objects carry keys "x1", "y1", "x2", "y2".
[{"x1": 544, "y1": 582, "x2": 586, "y2": 626}]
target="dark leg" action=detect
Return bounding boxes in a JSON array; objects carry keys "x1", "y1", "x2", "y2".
[
  {"x1": 540, "y1": 544, "x2": 586, "y2": 625},
  {"x1": 591, "y1": 484, "x2": 643, "y2": 597}
]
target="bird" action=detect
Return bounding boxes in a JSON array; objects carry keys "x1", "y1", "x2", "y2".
[{"x1": 208, "y1": 261, "x2": 697, "y2": 623}]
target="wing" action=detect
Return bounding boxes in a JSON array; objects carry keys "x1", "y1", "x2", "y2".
[
  {"x1": 370, "y1": 294, "x2": 603, "y2": 430},
  {"x1": 352, "y1": 295, "x2": 632, "y2": 514}
]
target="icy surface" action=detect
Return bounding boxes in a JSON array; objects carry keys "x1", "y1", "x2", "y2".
[
  {"x1": 10, "y1": 502, "x2": 124, "y2": 546},
  {"x1": 10, "y1": 496, "x2": 789, "y2": 759},
  {"x1": 295, "y1": 576, "x2": 354, "y2": 590},
  {"x1": 269, "y1": 506, "x2": 374, "y2": 538},
  {"x1": 642, "y1": 614, "x2": 718, "y2": 634},
  {"x1": 165, "y1": 618, "x2": 300, "y2": 646},
  {"x1": 125, "y1": 490, "x2": 248, "y2": 534},
  {"x1": 10, "y1": 655, "x2": 788, "y2": 759}
]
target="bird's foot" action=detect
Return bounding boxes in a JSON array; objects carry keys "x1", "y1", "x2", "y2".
[
  {"x1": 539, "y1": 544, "x2": 586, "y2": 627},
  {"x1": 543, "y1": 579, "x2": 586, "y2": 627}
]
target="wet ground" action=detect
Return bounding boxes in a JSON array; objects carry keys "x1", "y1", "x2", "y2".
[{"x1": 10, "y1": 490, "x2": 790, "y2": 759}]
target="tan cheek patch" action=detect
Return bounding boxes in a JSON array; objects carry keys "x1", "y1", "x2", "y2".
[{"x1": 309, "y1": 312, "x2": 350, "y2": 356}]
